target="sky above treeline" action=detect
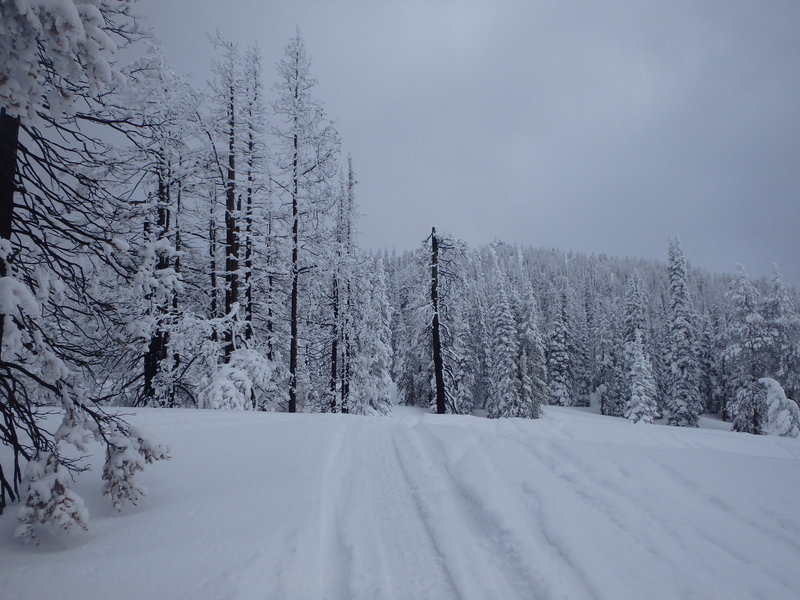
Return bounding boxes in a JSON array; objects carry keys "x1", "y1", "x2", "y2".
[{"x1": 137, "y1": 0, "x2": 800, "y2": 285}]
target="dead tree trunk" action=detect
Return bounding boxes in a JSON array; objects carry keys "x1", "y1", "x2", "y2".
[{"x1": 430, "y1": 227, "x2": 447, "y2": 414}]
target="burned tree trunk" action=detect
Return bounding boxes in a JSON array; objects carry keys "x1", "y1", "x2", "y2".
[
  {"x1": 0, "y1": 108, "x2": 18, "y2": 279},
  {"x1": 430, "y1": 227, "x2": 447, "y2": 414}
]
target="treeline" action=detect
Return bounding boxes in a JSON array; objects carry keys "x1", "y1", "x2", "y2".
[{"x1": 387, "y1": 235, "x2": 800, "y2": 435}]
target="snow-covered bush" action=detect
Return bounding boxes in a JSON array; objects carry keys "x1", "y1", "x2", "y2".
[
  {"x1": 759, "y1": 378, "x2": 800, "y2": 438},
  {"x1": 729, "y1": 378, "x2": 800, "y2": 437},
  {"x1": 198, "y1": 349, "x2": 276, "y2": 410}
]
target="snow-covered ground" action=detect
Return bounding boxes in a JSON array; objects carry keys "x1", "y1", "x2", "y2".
[{"x1": 2, "y1": 406, "x2": 800, "y2": 600}]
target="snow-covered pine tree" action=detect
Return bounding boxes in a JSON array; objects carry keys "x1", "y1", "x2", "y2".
[
  {"x1": 208, "y1": 34, "x2": 243, "y2": 362},
  {"x1": 728, "y1": 377, "x2": 800, "y2": 437},
  {"x1": 696, "y1": 313, "x2": 716, "y2": 414},
  {"x1": 326, "y1": 158, "x2": 358, "y2": 413},
  {"x1": 666, "y1": 238, "x2": 702, "y2": 427},
  {"x1": 648, "y1": 299, "x2": 671, "y2": 417},
  {"x1": 0, "y1": 0, "x2": 169, "y2": 537},
  {"x1": 763, "y1": 265, "x2": 800, "y2": 399},
  {"x1": 426, "y1": 229, "x2": 472, "y2": 414},
  {"x1": 240, "y1": 45, "x2": 267, "y2": 347},
  {"x1": 465, "y1": 274, "x2": 491, "y2": 410},
  {"x1": 625, "y1": 330, "x2": 659, "y2": 424},
  {"x1": 442, "y1": 288, "x2": 475, "y2": 415},
  {"x1": 394, "y1": 248, "x2": 434, "y2": 408},
  {"x1": 486, "y1": 271, "x2": 523, "y2": 418},
  {"x1": 723, "y1": 265, "x2": 773, "y2": 426},
  {"x1": 122, "y1": 48, "x2": 201, "y2": 408},
  {"x1": 547, "y1": 279, "x2": 575, "y2": 406},
  {"x1": 622, "y1": 272, "x2": 648, "y2": 379},
  {"x1": 729, "y1": 378, "x2": 765, "y2": 434},
  {"x1": 349, "y1": 257, "x2": 393, "y2": 415},
  {"x1": 272, "y1": 32, "x2": 340, "y2": 412},
  {"x1": 593, "y1": 299, "x2": 628, "y2": 416},
  {"x1": 517, "y1": 283, "x2": 548, "y2": 411}
]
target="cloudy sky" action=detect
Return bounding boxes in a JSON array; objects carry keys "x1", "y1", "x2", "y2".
[{"x1": 138, "y1": 0, "x2": 800, "y2": 284}]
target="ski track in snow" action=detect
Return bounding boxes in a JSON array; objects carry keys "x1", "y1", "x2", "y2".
[{"x1": 1, "y1": 406, "x2": 800, "y2": 600}]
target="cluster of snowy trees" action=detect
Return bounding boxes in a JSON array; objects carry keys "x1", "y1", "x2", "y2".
[
  {"x1": 389, "y1": 237, "x2": 800, "y2": 435},
  {"x1": 0, "y1": 3, "x2": 392, "y2": 541},
  {"x1": 123, "y1": 34, "x2": 393, "y2": 418}
]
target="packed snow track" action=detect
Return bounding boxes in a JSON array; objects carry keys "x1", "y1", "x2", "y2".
[{"x1": 2, "y1": 406, "x2": 799, "y2": 600}]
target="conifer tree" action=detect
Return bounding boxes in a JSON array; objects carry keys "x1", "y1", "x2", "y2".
[
  {"x1": 666, "y1": 238, "x2": 702, "y2": 426},
  {"x1": 349, "y1": 258, "x2": 393, "y2": 415},
  {"x1": 486, "y1": 275, "x2": 523, "y2": 418},
  {"x1": 272, "y1": 33, "x2": 340, "y2": 412},
  {"x1": 517, "y1": 283, "x2": 548, "y2": 410},
  {"x1": 729, "y1": 379, "x2": 765, "y2": 434},
  {"x1": 763, "y1": 265, "x2": 800, "y2": 398},
  {"x1": 724, "y1": 265, "x2": 770, "y2": 385},
  {"x1": 626, "y1": 330, "x2": 659, "y2": 424},
  {"x1": 547, "y1": 280, "x2": 575, "y2": 406},
  {"x1": 0, "y1": 0, "x2": 169, "y2": 536},
  {"x1": 594, "y1": 300, "x2": 627, "y2": 416}
]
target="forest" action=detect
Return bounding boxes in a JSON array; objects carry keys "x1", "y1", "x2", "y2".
[{"x1": 0, "y1": 1, "x2": 798, "y2": 546}]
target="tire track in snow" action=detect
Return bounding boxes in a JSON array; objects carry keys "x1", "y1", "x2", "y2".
[
  {"x1": 507, "y1": 420, "x2": 800, "y2": 600},
  {"x1": 318, "y1": 420, "x2": 355, "y2": 600},
  {"x1": 391, "y1": 422, "x2": 601, "y2": 600},
  {"x1": 413, "y1": 422, "x2": 599, "y2": 600},
  {"x1": 321, "y1": 418, "x2": 464, "y2": 600}
]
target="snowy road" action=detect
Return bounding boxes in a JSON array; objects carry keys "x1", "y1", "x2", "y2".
[{"x1": 2, "y1": 406, "x2": 800, "y2": 600}]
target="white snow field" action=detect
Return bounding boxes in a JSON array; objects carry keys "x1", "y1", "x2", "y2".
[{"x1": 2, "y1": 405, "x2": 800, "y2": 600}]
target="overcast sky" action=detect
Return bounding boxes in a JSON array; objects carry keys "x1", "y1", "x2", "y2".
[{"x1": 137, "y1": 0, "x2": 800, "y2": 285}]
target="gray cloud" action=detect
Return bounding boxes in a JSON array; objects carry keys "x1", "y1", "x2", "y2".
[{"x1": 138, "y1": 0, "x2": 800, "y2": 284}]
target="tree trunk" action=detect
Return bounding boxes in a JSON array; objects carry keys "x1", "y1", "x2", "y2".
[
  {"x1": 244, "y1": 140, "x2": 254, "y2": 343},
  {"x1": 143, "y1": 158, "x2": 171, "y2": 405},
  {"x1": 289, "y1": 126, "x2": 299, "y2": 413},
  {"x1": 0, "y1": 107, "x2": 21, "y2": 512},
  {"x1": 209, "y1": 186, "x2": 218, "y2": 344},
  {"x1": 0, "y1": 108, "x2": 18, "y2": 280},
  {"x1": 430, "y1": 227, "x2": 446, "y2": 414},
  {"x1": 329, "y1": 274, "x2": 339, "y2": 412},
  {"x1": 223, "y1": 83, "x2": 238, "y2": 361},
  {"x1": 341, "y1": 281, "x2": 351, "y2": 414},
  {"x1": 266, "y1": 207, "x2": 275, "y2": 362}
]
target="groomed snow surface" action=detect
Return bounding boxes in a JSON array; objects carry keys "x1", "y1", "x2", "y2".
[{"x1": 2, "y1": 405, "x2": 800, "y2": 600}]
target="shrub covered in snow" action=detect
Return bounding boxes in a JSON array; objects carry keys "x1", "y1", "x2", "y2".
[
  {"x1": 198, "y1": 349, "x2": 276, "y2": 410},
  {"x1": 729, "y1": 377, "x2": 800, "y2": 438},
  {"x1": 759, "y1": 378, "x2": 800, "y2": 438}
]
